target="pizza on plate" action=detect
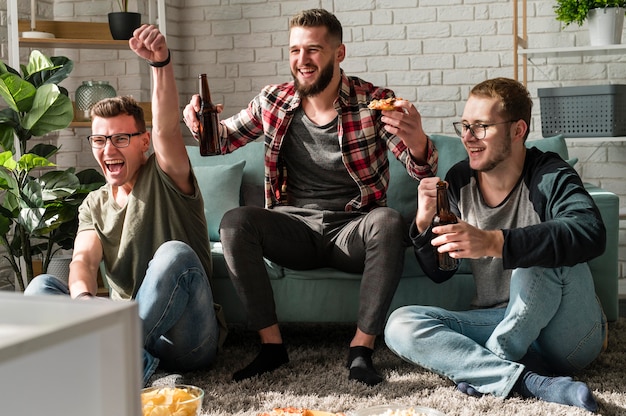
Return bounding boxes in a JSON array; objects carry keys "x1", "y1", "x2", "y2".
[
  {"x1": 258, "y1": 408, "x2": 345, "y2": 416},
  {"x1": 367, "y1": 97, "x2": 403, "y2": 111}
]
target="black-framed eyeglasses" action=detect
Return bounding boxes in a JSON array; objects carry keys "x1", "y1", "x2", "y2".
[
  {"x1": 87, "y1": 132, "x2": 145, "y2": 149},
  {"x1": 452, "y1": 121, "x2": 516, "y2": 140}
]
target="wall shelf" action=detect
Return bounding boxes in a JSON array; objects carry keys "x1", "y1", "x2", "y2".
[
  {"x1": 17, "y1": 20, "x2": 129, "y2": 50},
  {"x1": 518, "y1": 44, "x2": 626, "y2": 59},
  {"x1": 513, "y1": 0, "x2": 626, "y2": 85}
]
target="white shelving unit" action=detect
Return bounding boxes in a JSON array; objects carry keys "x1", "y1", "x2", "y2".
[
  {"x1": 6, "y1": 0, "x2": 165, "y2": 129},
  {"x1": 513, "y1": 0, "x2": 626, "y2": 85},
  {"x1": 513, "y1": 0, "x2": 626, "y2": 142}
]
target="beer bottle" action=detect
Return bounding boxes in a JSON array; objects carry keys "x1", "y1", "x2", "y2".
[
  {"x1": 432, "y1": 180, "x2": 459, "y2": 271},
  {"x1": 197, "y1": 74, "x2": 221, "y2": 156}
]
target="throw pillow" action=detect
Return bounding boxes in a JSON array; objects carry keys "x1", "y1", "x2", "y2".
[{"x1": 193, "y1": 160, "x2": 246, "y2": 241}]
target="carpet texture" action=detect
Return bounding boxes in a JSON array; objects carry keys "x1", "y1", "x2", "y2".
[{"x1": 150, "y1": 318, "x2": 626, "y2": 416}]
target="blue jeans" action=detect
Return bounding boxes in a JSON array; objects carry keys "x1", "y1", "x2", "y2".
[
  {"x1": 384, "y1": 263, "x2": 606, "y2": 397},
  {"x1": 24, "y1": 241, "x2": 220, "y2": 386}
]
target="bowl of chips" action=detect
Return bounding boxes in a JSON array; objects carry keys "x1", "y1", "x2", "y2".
[{"x1": 141, "y1": 384, "x2": 204, "y2": 416}]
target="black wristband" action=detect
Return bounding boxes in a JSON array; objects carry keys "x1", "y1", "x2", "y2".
[
  {"x1": 147, "y1": 49, "x2": 171, "y2": 67},
  {"x1": 75, "y1": 291, "x2": 94, "y2": 299}
]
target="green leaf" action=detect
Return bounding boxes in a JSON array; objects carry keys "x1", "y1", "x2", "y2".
[
  {"x1": 22, "y1": 84, "x2": 73, "y2": 137},
  {"x1": 27, "y1": 55, "x2": 74, "y2": 88},
  {"x1": 76, "y1": 168, "x2": 106, "y2": 190},
  {"x1": 29, "y1": 143, "x2": 59, "y2": 159},
  {"x1": 24, "y1": 51, "x2": 55, "y2": 78},
  {"x1": 0, "y1": 73, "x2": 37, "y2": 113},
  {"x1": 17, "y1": 153, "x2": 55, "y2": 174},
  {"x1": 0, "y1": 150, "x2": 17, "y2": 170},
  {"x1": 39, "y1": 170, "x2": 81, "y2": 201}
]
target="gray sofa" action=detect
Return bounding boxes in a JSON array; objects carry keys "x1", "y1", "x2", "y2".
[{"x1": 187, "y1": 134, "x2": 620, "y2": 324}]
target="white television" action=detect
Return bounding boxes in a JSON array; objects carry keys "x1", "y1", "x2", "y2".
[{"x1": 0, "y1": 292, "x2": 142, "y2": 416}]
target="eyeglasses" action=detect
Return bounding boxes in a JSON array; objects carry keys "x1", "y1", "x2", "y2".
[
  {"x1": 87, "y1": 132, "x2": 145, "y2": 149},
  {"x1": 452, "y1": 121, "x2": 516, "y2": 140}
]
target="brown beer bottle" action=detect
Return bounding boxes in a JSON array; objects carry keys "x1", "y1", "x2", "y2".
[
  {"x1": 197, "y1": 74, "x2": 221, "y2": 156},
  {"x1": 432, "y1": 180, "x2": 459, "y2": 271}
]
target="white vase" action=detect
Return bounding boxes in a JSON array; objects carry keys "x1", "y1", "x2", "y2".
[{"x1": 587, "y1": 7, "x2": 625, "y2": 46}]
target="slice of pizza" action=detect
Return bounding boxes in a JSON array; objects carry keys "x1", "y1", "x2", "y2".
[
  {"x1": 367, "y1": 97, "x2": 403, "y2": 111},
  {"x1": 258, "y1": 408, "x2": 345, "y2": 416}
]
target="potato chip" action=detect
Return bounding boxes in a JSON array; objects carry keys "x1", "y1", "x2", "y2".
[{"x1": 141, "y1": 385, "x2": 203, "y2": 416}]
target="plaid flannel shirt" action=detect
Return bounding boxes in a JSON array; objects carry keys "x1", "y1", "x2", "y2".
[{"x1": 219, "y1": 70, "x2": 438, "y2": 211}]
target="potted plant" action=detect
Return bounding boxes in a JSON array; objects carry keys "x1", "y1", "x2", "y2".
[
  {"x1": 108, "y1": 0, "x2": 142, "y2": 40},
  {"x1": 554, "y1": 0, "x2": 626, "y2": 44},
  {"x1": 0, "y1": 50, "x2": 105, "y2": 291}
]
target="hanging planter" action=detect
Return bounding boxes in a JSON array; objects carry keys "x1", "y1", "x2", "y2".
[{"x1": 588, "y1": 7, "x2": 625, "y2": 45}]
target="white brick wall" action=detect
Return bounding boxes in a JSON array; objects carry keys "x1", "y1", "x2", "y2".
[{"x1": 1, "y1": 0, "x2": 624, "y2": 280}]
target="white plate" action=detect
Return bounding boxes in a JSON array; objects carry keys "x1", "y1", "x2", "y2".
[{"x1": 350, "y1": 404, "x2": 446, "y2": 416}]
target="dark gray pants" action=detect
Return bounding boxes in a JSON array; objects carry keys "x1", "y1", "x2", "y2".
[{"x1": 219, "y1": 205, "x2": 408, "y2": 335}]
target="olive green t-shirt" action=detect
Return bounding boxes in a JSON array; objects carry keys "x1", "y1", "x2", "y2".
[{"x1": 78, "y1": 154, "x2": 212, "y2": 300}]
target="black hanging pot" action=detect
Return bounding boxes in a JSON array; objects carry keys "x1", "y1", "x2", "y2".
[{"x1": 108, "y1": 12, "x2": 142, "y2": 40}]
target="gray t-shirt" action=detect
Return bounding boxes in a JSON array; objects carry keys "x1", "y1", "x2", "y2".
[
  {"x1": 459, "y1": 176, "x2": 541, "y2": 308},
  {"x1": 281, "y1": 108, "x2": 359, "y2": 210}
]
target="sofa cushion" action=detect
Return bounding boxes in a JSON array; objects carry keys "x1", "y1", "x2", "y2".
[
  {"x1": 194, "y1": 161, "x2": 246, "y2": 241},
  {"x1": 526, "y1": 134, "x2": 578, "y2": 166}
]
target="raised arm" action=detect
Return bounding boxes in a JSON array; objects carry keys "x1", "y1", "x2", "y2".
[{"x1": 128, "y1": 25, "x2": 193, "y2": 194}]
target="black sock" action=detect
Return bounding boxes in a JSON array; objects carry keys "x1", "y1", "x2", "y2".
[
  {"x1": 347, "y1": 346, "x2": 383, "y2": 386},
  {"x1": 514, "y1": 370, "x2": 598, "y2": 413},
  {"x1": 232, "y1": 343, "x2": 289, "y2": 381}
]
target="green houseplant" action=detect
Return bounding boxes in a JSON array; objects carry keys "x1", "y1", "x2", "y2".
[
  {"x1": 554, "y1": 0, "x2": 626, "y2": 27},
  {"x1": 0, "y1": 50, "x2": 105, "y2": 291}
]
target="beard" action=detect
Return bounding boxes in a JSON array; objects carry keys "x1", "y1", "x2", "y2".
[
  {"x1": 473, "y1": 131, "x2": 512, "y2": 172},
  {"x1": 292, "y1": 59, "x2": 335, "y2": 97}
]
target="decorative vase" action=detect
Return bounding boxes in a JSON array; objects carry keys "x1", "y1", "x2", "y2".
[
  {"x1": 587, "y1": 7, "x2": 625, "y2": 46},
  {"x1": 48, "y1": 255, "x2": 73, "y2": 284},
  {"x1": 108, "y1": 11, "x2": 142, "y2": 40},
  {"x1": 75, "y1": 80, "x2": 116, "y2": 121}
]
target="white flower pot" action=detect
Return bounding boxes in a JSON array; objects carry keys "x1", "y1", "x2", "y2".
[{"x1": 587, "y1": 7, "x2": 625, "y2": 46}]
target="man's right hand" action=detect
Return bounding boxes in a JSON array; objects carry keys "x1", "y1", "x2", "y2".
[
  {"x1": 415, "y1": 177, "x2": 440, "y2": 233},
  {"x1": 183, "y1": 94, "x2": 224, "y2": 137}
]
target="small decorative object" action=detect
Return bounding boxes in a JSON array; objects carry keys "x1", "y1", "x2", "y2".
[
  {"x1": 75, "y1": 80, "x2": 117, "y2": 121},
  {"x1": 21, "y1": 0, "x2": 55, "y2": 39},
  {"x1": 554, "y1": 0, "x2": 626, "y2": 45},
  {"x1": 108, "y1": 0, "x2": 142, "y2": 40},
  {"x1": 588, "y1": 7, "x2": 625, "y2": 44}
]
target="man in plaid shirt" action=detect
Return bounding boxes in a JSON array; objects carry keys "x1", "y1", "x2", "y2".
[{"x1": 184, "y1": 8, "x2": 437, "y2": 385}]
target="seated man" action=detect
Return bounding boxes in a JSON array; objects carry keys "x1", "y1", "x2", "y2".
[
  {"x1": 24, "y1": 25, "x2": 226, "y2": 386},
  {"x1": 183, "y1": 8, "x2": 436, "y2": 385},
  {"x1": 385, "y1": 77, "x2": 606, "y2": 412}
]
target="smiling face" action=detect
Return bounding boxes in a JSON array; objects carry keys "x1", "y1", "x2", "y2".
[
  {"x1": 289, "y1": 25, "x2": 344, "y2": 97},
  {"x1": 460, "y1": 95, "x2": 514, "y2": 173},
  {"x1": 90, "y1": 114, "x2": 150, "y2": 189}
]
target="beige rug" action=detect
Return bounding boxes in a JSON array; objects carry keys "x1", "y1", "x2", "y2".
[{"x1": 150, "y1": 318, "x2": 626, "y2": 416}]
